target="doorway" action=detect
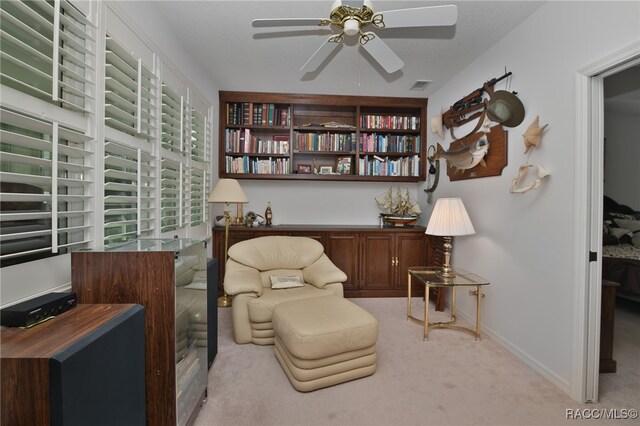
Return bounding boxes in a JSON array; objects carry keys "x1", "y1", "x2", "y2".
[{"x1": 574, "y1": 41, "x2": 640, "y2": 403}]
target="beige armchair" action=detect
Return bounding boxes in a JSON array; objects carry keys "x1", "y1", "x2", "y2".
[{"x1": 224, "y1": 236, "x2": 347, "y2": 344}]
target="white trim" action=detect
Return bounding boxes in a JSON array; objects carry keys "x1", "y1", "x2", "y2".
[
  {"x1": 52, "y1": 0, "x2": 61, "y2": 102},
  {"x1": 452, "y1": 307, "x2": 571, "y2": 394},
  {"x1": 52, "y1": 122, "x2": 59, "y2": 252},
  {"x1": 572, "y1": 41, "x2": 640, "y2": 403}
]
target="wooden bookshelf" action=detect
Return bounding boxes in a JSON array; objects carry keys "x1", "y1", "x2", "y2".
[{"x1": 219, "y1": 91, "x2": 427, "y2": 181}]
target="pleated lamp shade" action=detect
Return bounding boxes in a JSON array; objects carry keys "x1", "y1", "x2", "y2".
[
  {"x1": 208, "y1": 179, "x2": 248, "y2": 204},
  {"x1": 425, "y1": 198, "x2": 475, "y2": 236}
]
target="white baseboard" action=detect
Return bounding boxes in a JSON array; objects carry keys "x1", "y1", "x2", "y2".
[{"x1": 454, "y1": 305, "x2": 572, "y2": 397}]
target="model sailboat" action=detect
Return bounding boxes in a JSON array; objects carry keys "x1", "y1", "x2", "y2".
[{"x1": 375, "y1": 187, "x2": 421, "y2": 227}]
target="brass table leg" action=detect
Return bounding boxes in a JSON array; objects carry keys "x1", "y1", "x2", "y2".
[
  {"x1": 407, "y1": 272, "x2": 412, "y2": 321},
  {"x1": 424, "y1": 282, "x2": 430, "y2": 341},
  {"x1": 475, "y1": 284, "x2": 481, "y2": 341},
  {"x1": 451, "y1": 285, "x2": 457, "y2": 322}
]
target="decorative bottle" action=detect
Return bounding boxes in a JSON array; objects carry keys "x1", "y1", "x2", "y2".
[{"x1": 265, "y1": 202, "x2": 273, "y2": 227}]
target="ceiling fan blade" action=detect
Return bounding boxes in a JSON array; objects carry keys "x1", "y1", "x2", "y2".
[
  {"x1": 341, "y1": 1, "x2": 365, "y2": 9},
  {"x1": 252, "y1": 18, "x2": 326, "y2": 28},
  {"x1": 377, "y1": 5, "x2": 458, "y2": 28},
  {"x1": 359, "y1": 33, "x2": 404, "y2": 74},
  {"x1": 300, "y1": 37, "x2": 341, "y2": 72}
]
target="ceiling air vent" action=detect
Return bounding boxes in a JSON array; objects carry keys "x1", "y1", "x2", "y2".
[{"x1": 410, "y1": 80, "x2": 432, "y2": 90}]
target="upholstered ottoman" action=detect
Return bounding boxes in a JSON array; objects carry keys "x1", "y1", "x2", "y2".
[{"x1": 272, "y1": 296, "x2": 378, "y2": 392}]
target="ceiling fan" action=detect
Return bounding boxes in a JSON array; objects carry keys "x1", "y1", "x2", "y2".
[{"x1": 252, "y1": 1, "x2": 458, "y2": 74}]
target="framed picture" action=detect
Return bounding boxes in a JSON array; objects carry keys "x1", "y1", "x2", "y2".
[
  {"x1": 319, "y1": 166, "x2": 333, "y2": 174},
  {"x1": 297, "y1": 163, "x2": 312, "y2": 174},
  {"x1": 335, "y1": 156, "x2": 352, "y2": 175}
]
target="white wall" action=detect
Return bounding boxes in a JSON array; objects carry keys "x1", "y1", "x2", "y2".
[
  {"x1": 604, "y1": 111, "x2": 640, "y2": 210},
  {"x1": 421, "y1": 1, "x2": 640, "y2": 396}
]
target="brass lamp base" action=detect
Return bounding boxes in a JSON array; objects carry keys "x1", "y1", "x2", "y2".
[
  {"x1": 437, "y1": 236, "x2": 456, "y2": 279},
  {"x1": 217, "y1": 293, "x2": 233, "y2": 308}
]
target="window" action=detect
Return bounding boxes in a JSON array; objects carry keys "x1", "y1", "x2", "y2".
[
  {"x1": 103, "y1": 34, "x2": 159, "y2": 244},
  {"x1": 0, "y1": 0, "x2": 95, "y2": 266},
  {"x1": 0, "y1": 108, "x2": 92, "y2": 266},
  {"x1": 161, "y1": 158, "x2": 180, "y2": 232},
  {"x1": 1, "y1": 0, "x2": 212, "y2": 268}
]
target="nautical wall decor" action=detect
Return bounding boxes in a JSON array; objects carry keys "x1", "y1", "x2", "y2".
[
  {"x1": 442, "y1": 124, "x2": 508, "y2": 181},
  {"x1": 510, "y1": 115, "x2": 550, "y2": 194},
  {"x1": 435, "y1": 70, "x2": 522, "y2": 181}
]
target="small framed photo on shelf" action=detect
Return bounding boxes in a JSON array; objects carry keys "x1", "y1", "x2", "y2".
[
  {"x1": 319, "y1": 166, "x2": 333, "y2": 175},
  {"x1": 335, "y1": 156, "x2": 352, "y2": 175},
  {"x1": 297, "y1": 164, "x2": 312, "y2": 174}
]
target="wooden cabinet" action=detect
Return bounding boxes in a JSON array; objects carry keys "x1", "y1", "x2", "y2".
[
  {"x1": 219, "y1": 91, "x2": 427, "y2": 182},
  {"x1": 71, "y1": 239, "x2": 208, "y2": 426},
  {"x1": 1, "y1": 304, "x2": 145, "y2": 426},
  {"x1": 326, "y1": 232, "x2": 360, "y2": 292},
  {"x1": 213, "y1": 225, "x2": 441, "y2": 298}
]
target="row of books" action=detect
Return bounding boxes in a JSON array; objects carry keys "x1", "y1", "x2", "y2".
[
  {"x1": 360, "y1": 114, "x2": 420, "y2": 130},
  {"x1": 226, "y1": 102, "x2": 290, "y2": 127},
  {"x1": 225, "y1": 129, "x2": 290, "y2": 154},
  {"x1": 360, "y1": 133, "x2": 421, "y2": 153},
  {"x1": 225, "y1": 155, "x2": 290, "y2": 174},
  {"x1": 358, "y1": 155, "x2": 421, "y2": 177},
  {"x1": 294, "y1": 131, "x2": 356, "y2": 152}
]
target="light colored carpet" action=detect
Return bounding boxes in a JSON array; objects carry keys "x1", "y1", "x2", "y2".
[{"x1": 194, "y1": 297, "x2": 639, "y2": 426}]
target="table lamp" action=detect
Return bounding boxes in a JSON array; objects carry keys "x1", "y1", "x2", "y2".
[
  {"x1": 425, "y1": 198, "x2": 475, "y2": 278},
  {"x1": 208, "y1": 178, "x2": 248, "y2": 307}
]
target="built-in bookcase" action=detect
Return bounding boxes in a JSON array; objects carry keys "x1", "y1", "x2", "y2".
[{"x1": 219, "y1": 91, "x2": 427, "y2": 182}]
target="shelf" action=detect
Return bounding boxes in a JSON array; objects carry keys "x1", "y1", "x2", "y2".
[{"x1": 219, "y1": 91, "x2": 427, "y2": 182}]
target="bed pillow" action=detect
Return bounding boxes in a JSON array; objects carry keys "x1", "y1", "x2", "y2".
[
  {"x1": 613, "y1": 218, "x2": 640, "y2": 233},
  {"x1": 269, "y1": 275, "x2": 305, "y2": 289},
  {"x1": 610, "y1": 227, "x2": 633, "y2": 243}
]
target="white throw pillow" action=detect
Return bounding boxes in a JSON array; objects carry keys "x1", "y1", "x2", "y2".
[{"x1": 270, "y1": 275, "x2": 305, "y2": 289}]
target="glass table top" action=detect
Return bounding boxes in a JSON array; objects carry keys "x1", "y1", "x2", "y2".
[
  {"x1": 101, "y1": 238, "x2": 206, "y2": 253},
  {"x1": 408, "y1": 266, "x2": 489, "y2": 287}
]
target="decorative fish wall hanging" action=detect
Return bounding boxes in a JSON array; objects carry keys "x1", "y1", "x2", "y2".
[{"x1": 434, "y1": 136, "x2": 489, "y2": 173}]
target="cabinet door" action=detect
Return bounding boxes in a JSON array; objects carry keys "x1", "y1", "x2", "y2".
[
  {"x1": 361, "y1": 233, "x2": 394, "y2": 290},
  {"x1": 395, "y1": 233, "x2": 427, "y2": 290},
  {"x1": 326, "y1": 233, "x2": 359, "y2": 290}
]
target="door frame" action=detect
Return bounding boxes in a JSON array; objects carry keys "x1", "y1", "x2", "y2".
[{"x1": 571, "y1": 41, "x2": 640, "y2": 403}]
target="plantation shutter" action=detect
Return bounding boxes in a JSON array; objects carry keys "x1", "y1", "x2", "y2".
[
  {"x1": 0, "y1": 0, "x2": 95, "y2": 113},
  {"x1": 161, "y1": 83, "x2": 184, "y2": 154},
  {"x1": 190, "y1": 168, "x2": 205, "y2": 226},
  {"x1": 1, "y1": 0, "x2": 95, "y2": 266},
  {"x1": 104, "y1": 35, "x2": 158, "y2": 140},
  {"x1": 103, "y1": 34, "x2": 159, "y2": 244},
  {"x1": 189, "y1": 106, "x2": 210, "y2": 226},
  {"x1": 161, "y1": 158, "x2": 180, "y2": 232},
  {"x1": 103, "y1": 140, "x2": 156, "y2": 244},
  {"x1": 0, "y1": 108, "x2": 92, "y2": 265}
]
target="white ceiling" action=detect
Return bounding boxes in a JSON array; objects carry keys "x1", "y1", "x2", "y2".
[{"x1": 150, "y1": 0, "x2": 546, "y2": 98}]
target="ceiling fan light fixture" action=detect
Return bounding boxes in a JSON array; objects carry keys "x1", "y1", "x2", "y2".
[{"x1": 344, "y1": 19, "x2": 359, "y2": 36}]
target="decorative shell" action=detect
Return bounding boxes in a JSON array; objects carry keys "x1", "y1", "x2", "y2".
[{"x1": 523, "y1": 115, "x2": 549, "y2": 154}]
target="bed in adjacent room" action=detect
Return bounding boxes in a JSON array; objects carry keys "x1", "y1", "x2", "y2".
[{"x1": 602, "y1": 196, "x2": 640, "y2": 302}]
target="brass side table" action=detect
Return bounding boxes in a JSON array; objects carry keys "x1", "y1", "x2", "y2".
[{"x1": 407, "y1": 266, "x2": 489, "y2": 341}]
